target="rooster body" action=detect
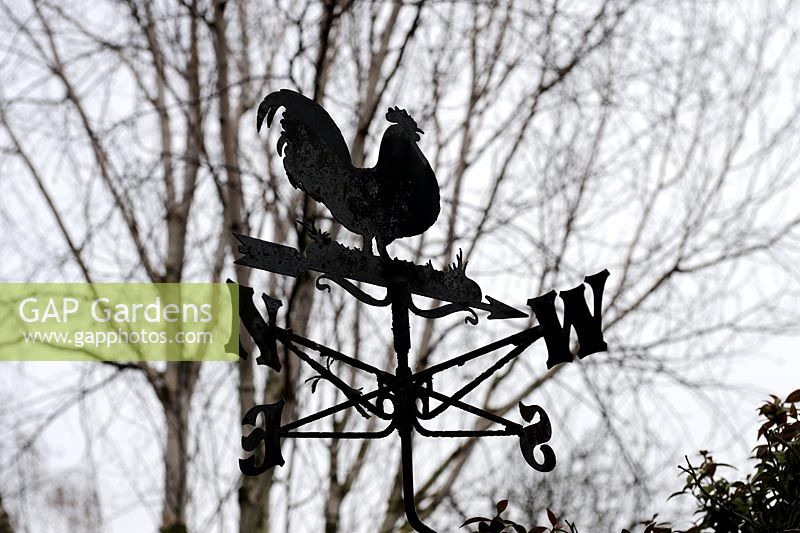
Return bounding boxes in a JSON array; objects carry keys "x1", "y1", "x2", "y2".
[{"x1": 257, "y1": 90, "x2": 440, "y2": 256}]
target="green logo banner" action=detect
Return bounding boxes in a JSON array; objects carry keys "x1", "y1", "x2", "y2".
[{"x1": 0, "y1": 283, "x2": 239, "y2": 361}]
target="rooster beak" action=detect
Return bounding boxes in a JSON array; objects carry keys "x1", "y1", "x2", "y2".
[{"x1": 416, "y1": 127, "x2": 424, "y2": 135}]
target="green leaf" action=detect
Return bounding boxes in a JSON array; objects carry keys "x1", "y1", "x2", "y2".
[{"x1": 786, "y1": 389, "x2": 800, "y2": 403}]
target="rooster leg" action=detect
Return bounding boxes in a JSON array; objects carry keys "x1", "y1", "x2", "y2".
[
  {"x1": 376, "y1": 238, "x2": 391, "y2": 261},
  {"x1": 362, "y1": 235, "x2": 375, "y2": 255}
]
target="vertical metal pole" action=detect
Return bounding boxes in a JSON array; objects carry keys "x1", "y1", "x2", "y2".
[
  {"x1": 400, "y1": 426, "x2": 437, "y2": 533},
  {"x1": 389, "y1": 278, "x2": 437, "y2": 533},
  {"x1": 390, "y1": 280, "x2": 411, "y2": 378}
]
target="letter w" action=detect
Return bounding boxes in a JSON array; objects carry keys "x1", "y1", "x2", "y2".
[{"x1": 527, "y1": 269, "x2": 609, "y2": 369}]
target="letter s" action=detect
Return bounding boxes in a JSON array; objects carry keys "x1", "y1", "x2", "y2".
[{"x1": 518, "y1": 402, "x2": 556, "y2": 472}]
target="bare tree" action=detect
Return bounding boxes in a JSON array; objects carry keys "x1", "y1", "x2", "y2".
[{"x1": 1, "y1": 0, "x2": 799, "y2": 532}]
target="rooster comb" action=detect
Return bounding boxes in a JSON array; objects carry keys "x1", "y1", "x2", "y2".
[{"x1": 386, "y1": 106, "x2": 423, "y2": 134}]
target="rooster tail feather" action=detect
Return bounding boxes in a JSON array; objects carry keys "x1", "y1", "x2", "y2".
[{"x1": 256, "y1": 89, "x2": 351, "y2": 165}]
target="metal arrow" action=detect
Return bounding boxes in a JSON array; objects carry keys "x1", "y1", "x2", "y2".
[{"x1": 234, "y1": 233, "x2": 527, "y2": 320}]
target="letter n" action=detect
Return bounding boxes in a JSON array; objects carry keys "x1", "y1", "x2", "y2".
[
  {"x1": 226, "y1": 280, "x2": 282, "y2": 371},
  {"x1": 527, "y1": 269, "x2": 609, "y2": 369}
]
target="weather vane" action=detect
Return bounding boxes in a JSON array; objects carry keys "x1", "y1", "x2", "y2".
[{"x1": 228, "y1": 89, "x2": 609, "y2": 533}]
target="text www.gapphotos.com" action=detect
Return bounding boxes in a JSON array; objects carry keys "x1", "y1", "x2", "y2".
[{"x1": 22, "y1": 329, "x2": 213, "y2": 349}]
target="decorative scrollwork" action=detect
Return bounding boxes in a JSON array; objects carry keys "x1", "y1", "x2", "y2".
[
  {"x1": 407, "y1": 299, "x2": 479, "y2": 324},
  {"x1": 315, "y1": 274, "x2": 392, "y2": 307}
]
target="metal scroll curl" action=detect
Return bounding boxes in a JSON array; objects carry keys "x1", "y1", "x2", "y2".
[
  {"x1": 315, "y1": 274, "x2": 391, "y2": 307},
  {"x1": 407, "y1": 299, "x2": 479, "y2": 325}
]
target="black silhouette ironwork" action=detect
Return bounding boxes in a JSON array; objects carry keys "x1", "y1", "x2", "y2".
[
  {"x1": 257, "y1": 89, "x2": 440, "y2": 258},
  {"x1": 231, "y1": 90, "x2": 610, "y2": 533}
]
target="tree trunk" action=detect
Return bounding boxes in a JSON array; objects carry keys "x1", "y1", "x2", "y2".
[{"x1": 159, "y1": 363, "x2": 199, "y2": 533}]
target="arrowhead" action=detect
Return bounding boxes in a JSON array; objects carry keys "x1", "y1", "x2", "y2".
[{"x1": 484, "y1": 296, "x2": 528, "y2": 320}]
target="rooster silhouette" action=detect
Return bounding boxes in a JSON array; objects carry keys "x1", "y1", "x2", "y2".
[{"x1": 257, "y1": 89, "x2": 440, "y2": 259}]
